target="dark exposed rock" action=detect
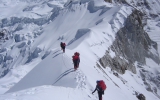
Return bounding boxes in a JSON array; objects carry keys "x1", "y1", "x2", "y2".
[
  {"x1": 139, "y1": 68, "x2": 160, "y2": 96},
  {"x1": 150, "y1": 74, "x2": 160, "y2": 89},
  {"x1": 104, "y1": 0, "x2": 112, "y2": 3},
  {"x1": 17, "y1": 42, "x2": 26, "y2": 48},
  {"x1": 137, "y1": 93, "x2": 146, "y2": 100},
  {"x1": 0, "y1": 54, "x2": 13, "y2": 77},
  {"x1": 113, "y1": 0, "x2": 127, "y2": 4},
  {"x1": 144, "y1": 81, "x2": 153, "y2": 92},
  {"x1": 14, "y1": 34, "x2": 25, "y2": 42},
  {"x1": 0, "y1": 68, "x2": 9, "y2": 78},
  {"x1": 153, "y1": 87, "x2": 157, "y2": 94},
  {"x1": 99, "y1": 10, "x2": 160, "y2": 74},
  {"x1": 0, "y1": 32, "x2": 5, "y2": 38}
]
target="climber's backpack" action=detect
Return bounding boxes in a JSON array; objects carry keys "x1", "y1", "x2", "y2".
[
  {"x1": 63, "y1": 43, "x2": 66, "y2": 47},
  {"x1": 97, "y1": 80, "x2": 107, "y2": 91}
]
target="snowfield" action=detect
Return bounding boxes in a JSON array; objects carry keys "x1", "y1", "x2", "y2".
[{"x1": 0, "y1": 0, "x2": 160, "y2": 100}]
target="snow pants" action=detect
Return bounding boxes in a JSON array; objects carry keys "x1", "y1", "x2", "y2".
[
  {"x1": 98, "y1": 92, "x2": 102, "y2": 100},
  {"x1": 61, "y1": 46, "x2": 65, "y2": 53}
]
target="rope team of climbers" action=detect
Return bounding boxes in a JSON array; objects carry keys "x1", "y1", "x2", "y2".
[
  {"x1": 60, "y1": 42, "x2": 106, "y2": 100},
  {"x1": 60, "y1": 42, "x2": 80, "y2": 70}
]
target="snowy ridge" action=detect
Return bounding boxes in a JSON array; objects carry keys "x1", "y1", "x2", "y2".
[
  {"x1": 0, "y1": 0, "x2": 159, "y2": 100},
  {"x1": 1, "y1": 86, "x2": 93, "y2": 100}
]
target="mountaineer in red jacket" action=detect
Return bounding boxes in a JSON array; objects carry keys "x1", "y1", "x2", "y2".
[{"x1": 72, "y1": 52, "x2": 80, "y2": 70}]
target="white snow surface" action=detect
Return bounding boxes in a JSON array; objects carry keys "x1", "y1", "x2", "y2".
[{"x1": 0, "y1": 0, "x2": 159, "y2": 100}]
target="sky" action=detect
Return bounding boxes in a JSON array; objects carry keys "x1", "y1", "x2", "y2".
[{"x1": 0, "y1": 0, "x2": 160, "y2": 100}]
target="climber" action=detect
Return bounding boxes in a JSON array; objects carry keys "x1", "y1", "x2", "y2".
[
  {"x1": 137, "y1": 93, "x2": 146, "y2": 100},
  {"x1": 92, "y1": 80, "x2": 107, "y2": 100},
  {"x1": 60, "y1": 42, "x2": 66, "y2": 53},
  {"x1": 72, "y1": 52, "x2": 80, "y2": 70}
]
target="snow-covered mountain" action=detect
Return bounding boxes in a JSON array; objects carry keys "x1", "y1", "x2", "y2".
[{"x1": 0, "y1": 0, "x2": 159, "y2": 100}]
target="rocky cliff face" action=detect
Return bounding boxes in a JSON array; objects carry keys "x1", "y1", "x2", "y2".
[
  {"x1": 104, "y1": 0, "x2": 112, "y2": 3},
  {"x1": 99, "y1": 10, "x2": 160, "y2": 74},
  {"x1": 104, "y1": 0, "x2": 126, "y2": 3}
]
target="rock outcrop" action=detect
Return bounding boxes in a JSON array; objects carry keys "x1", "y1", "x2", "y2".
[{"x1": 99, "y1": 10, "x2": 160, "y2": 74}]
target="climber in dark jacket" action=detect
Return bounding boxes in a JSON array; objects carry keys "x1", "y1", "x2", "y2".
[
  {"x1": 60, "y1": 42, "x2": 66, "y2": 53},
  {"x1": 92, "y1": 81, "x2": 104, "y2": 100}
]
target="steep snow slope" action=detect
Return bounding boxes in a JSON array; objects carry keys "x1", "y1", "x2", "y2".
[
  {"x1": 6, "y1": 49, "x2": 78, "y2": 93},
  {"x1": 145, "y1": 19, "x2": 160, "y2": 56},
  {"x1": 0, "y1": 0, "x2": 159, "y2": 100},
  {"x1": 0, "y1": 0, "x2": 132, "y2": 93}
]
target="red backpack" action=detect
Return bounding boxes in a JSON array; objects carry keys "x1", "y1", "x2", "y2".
[
  {"x1": 73, "y1": 55, "x2": 79, "y2": 60},
  {"x1": 63, "y1": 43, "x2": 66, "y2": 46},
  {"x1": 97, "y1": 80, "x2": 106, "y2": 91}
]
